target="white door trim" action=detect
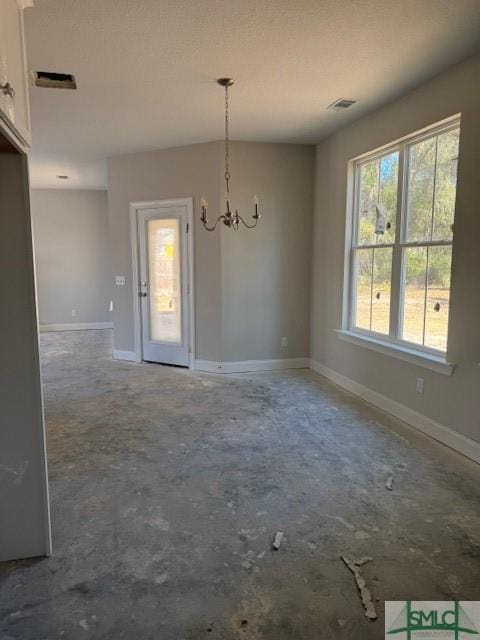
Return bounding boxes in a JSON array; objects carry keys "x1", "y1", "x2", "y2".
[{"x1": 130, "y1": 198, "x2": 195, "y2": 367}]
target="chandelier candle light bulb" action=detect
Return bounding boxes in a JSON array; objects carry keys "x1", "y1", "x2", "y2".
[{"x1": 200, "y1": 78, "x2": 261, "y2": 232}]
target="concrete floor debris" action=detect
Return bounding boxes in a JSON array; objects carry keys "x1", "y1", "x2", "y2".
[
  {"x1": 272, "y1": 531, "x2": 284, "y2": 550},
  {"x1": 341, "y1": 556, "x2": 377, "y2": 621}
]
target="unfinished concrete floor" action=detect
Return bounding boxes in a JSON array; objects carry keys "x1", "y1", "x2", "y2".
[{"x1": 1, "y1": 330, "x2": 480, "y2": 639}]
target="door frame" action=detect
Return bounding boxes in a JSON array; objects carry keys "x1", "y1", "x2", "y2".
[{"x1": 130, "y1": 198, "x2": 195, "y2": 367}]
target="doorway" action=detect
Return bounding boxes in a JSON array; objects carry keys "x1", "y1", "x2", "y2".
[{"x1": 131, "y1": 199, "x2": 194, "y2": 367}]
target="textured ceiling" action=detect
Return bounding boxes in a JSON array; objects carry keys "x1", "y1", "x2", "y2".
[{"x1": 25, "y1": 0, "x2": 480, "y2": 189}]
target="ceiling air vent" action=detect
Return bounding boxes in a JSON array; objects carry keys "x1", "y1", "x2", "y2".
[
  {"x1": 327, "y1": 98, "x2": 357, "y2": 112},
  {"x1": 34, "y1": 71, "x2": 77, "y2": 90}
]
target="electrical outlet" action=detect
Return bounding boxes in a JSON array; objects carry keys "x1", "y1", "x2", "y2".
[
  {"x1": 416, "y1": 377, "x2": 424, "y2": 394},
  {"x1": 281, "y1": 337, "x2": 288, "y2": 348},
  {"x1": 71, "y1": 309, "x2": 77, "y2": 318}
]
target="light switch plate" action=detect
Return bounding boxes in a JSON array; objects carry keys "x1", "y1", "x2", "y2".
[{"x1": 115, "y1": 276, "x2": 126, "y2": 286}]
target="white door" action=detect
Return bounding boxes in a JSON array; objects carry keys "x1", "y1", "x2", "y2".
[{"x1": 137, "y1": 205, "x2": 190, "y2": 366}]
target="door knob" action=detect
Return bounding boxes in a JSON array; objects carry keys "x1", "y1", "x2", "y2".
[{"x1": 138, "y1": 292, "x2": 147, "y2": 297}]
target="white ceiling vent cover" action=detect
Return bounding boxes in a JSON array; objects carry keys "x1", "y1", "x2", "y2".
[{"x1": 327, "y1": 98, "x2": 357, "y2": 112}]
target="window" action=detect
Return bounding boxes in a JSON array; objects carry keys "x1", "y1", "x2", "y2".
[{"x1": 347, "y1": 119, "x2": 460, "y2": 355}]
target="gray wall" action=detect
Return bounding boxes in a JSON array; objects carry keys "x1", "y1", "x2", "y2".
[
  {"x1": 107, "y1": 142, "x2": 223, "y2": 360},
  {"x1": 107, "y1": 141, "x2": 314, "y2": 363},
  {"x1": 222, "y1": 142, "x2": 314, "y2": 361},
  {"x1": 31, "y1": 189, "x2": 111, "y2": 325},
  {"x1": 0, "y1": 150, "x2": 51, "y2": 561},
  {"x1": 311, "y1": 52, "x2": 480, "y2": 443}
]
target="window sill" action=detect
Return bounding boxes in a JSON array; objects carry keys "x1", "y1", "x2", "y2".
[{"x1": 336, "y1": 330, "x2": 455, "y2": 376}]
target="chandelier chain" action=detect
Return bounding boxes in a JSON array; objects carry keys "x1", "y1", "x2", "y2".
[{"x1": 225, "y1": 85, "x2": 230, "y2": 195}]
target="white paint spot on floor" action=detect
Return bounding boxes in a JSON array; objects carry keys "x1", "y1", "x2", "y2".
[
  {"x1": 149, "y1": 515, "x2": 170, "y2": 531},
  {"x1": 354, "y1": 530, "x2": 371, "y2": 540},
  {"x1": 155, "y1": 572, "x2": 168, "y2": 584},
  {"x1": 79, "y1": 619, "x2": 89, "y2": 631},
  {"x1": 324, "y1": 514, "x2": 355, "y2": 531}
]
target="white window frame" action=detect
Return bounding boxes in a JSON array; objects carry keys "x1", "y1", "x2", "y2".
[{"x1": 340, "y1": 115, "x2": 460, "y2": 376}]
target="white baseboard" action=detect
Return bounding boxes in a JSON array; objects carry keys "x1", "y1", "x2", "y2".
[
  {"x1": 112, "y1": 349, "x2": 137, "y2": 362},
  {"x1": 309, "y1": 358, "x2": 480, "y2": 465},
  {"x1": 40, "y1": 322, "x2": 113, "y2": 332},
  {"x1": 194, "y1": 357, "x2": 309, "y2": 374}
]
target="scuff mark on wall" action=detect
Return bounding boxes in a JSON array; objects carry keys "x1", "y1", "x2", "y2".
[{"x1": 0, "y1": 461, "x2": 29, "y2": 486}]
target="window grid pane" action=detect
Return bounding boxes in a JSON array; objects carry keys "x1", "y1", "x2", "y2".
[
  {"x1": 354, "y1": 248, "x2": 373, "y2": 331},
  {"x1": 371, "y1": 247, "x2": 392, "y2": 335},
  {"x1": 357, "y1": 151, "x2": 399, "y2": 246},
  {"x1": 432, "y1": 129, "x2": 459, "y2": 241},
  {"x1": 406, "y1": 136, "x2": 437, "y2": 242},
  {"x1": 424, "y1": 246, "x2": 452, "y2": 351},
  {"x1": 354, "y1": 247, "x2": 392, "y2": 335},
  {"x1": 402, "y1": 246, "x2": 427, "y2": 346}
]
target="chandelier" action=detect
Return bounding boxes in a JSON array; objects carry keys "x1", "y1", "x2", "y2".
[{"x1": 200, "y1": 78, "x2": 260, "y2": 231}]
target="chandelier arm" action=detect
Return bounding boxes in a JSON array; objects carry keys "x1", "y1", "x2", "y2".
[
  {"x1": 236, "y1": 213, "x2": 259, "y2": 229},
  {"x1": 202, "y1": 215, "x2": 225, "y2": 232}
]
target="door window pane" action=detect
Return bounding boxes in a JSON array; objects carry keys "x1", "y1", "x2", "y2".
[
  {"x1": 148, "y1": 218, "x2": 182, "y2": 344},
  {"x1": 402, "y1": 247, "x2": 427, "y2": 346},
  {"x1": 371, "y1": 247, "x2": 392, "y2": 335},
  {"x1": 424, "y1": 246, "x2": 452, "y2": 351}
]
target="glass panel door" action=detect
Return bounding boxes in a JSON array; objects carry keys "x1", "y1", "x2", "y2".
[{"x1": 147, "y1": 218, "x2": 182, "y2": 344}]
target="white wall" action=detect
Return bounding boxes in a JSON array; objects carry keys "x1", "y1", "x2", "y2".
[
  {"x1": 0, "y1": 149, "x2": 51, "y2": 561},
  {"x1": 221, "y1": 142, "x2": 314, "y2": 361},
  {"x1": 311, "y1": 52, "x2": 480, "y2": 444},
  {"x1": 31, "y1": 189, "x2": 111, "y2": 326}
]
